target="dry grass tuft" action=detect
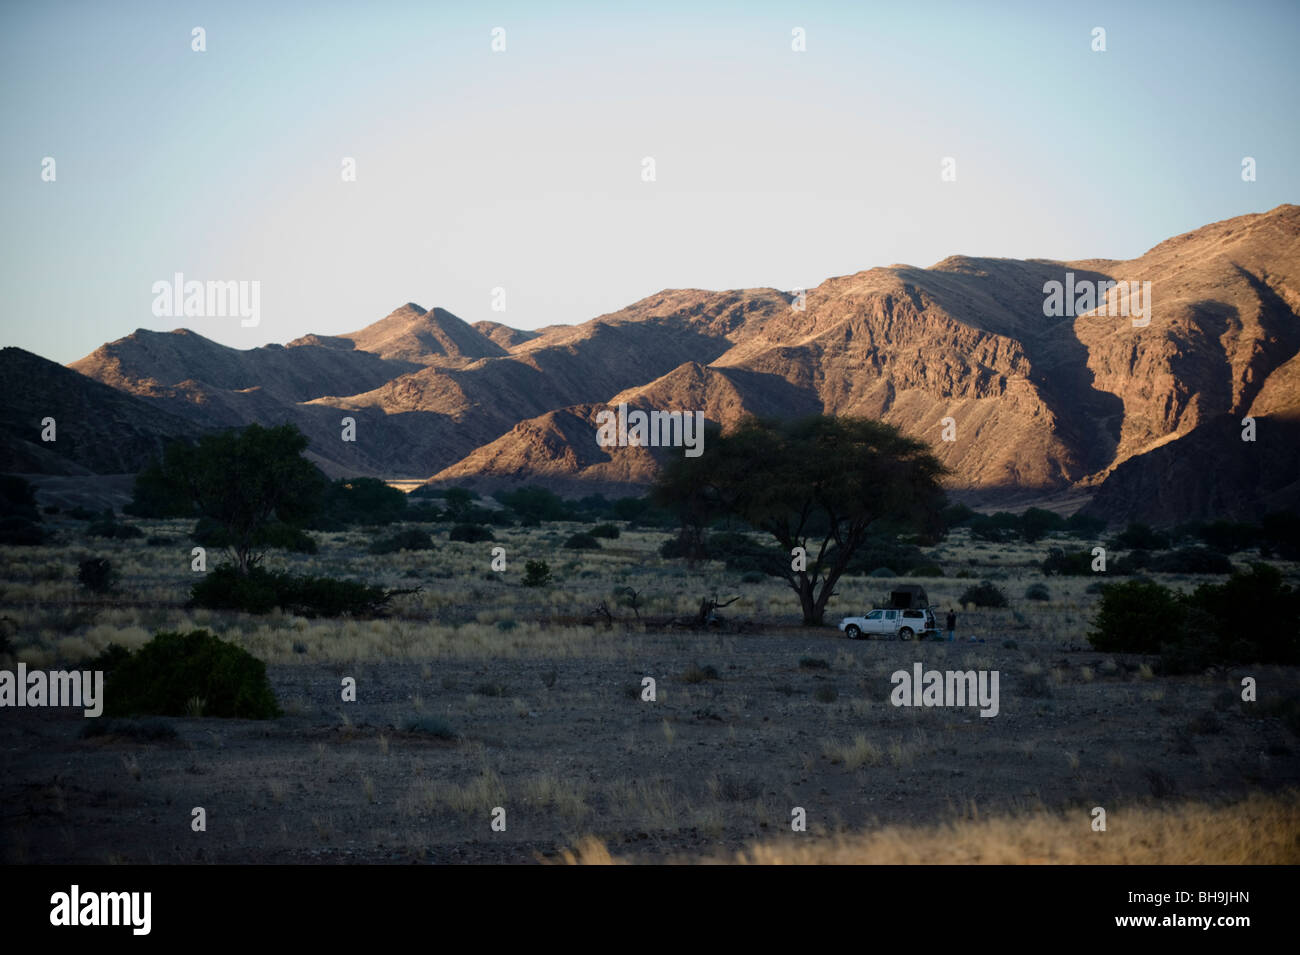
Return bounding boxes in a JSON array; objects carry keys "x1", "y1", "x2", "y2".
[{"x1": 562, "y1": 792, "x2": 1300, "y2": 864}]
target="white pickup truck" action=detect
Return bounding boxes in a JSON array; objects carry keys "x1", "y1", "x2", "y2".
[{"x1": 839, "y1": 608, "x2": 938, "y2": 641}]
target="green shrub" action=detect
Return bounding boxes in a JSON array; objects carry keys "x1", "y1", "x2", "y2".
[
  {"x1": 369, "y1": 528, "x2": 434, "y2": 554},
  {"x1": 868, "y1": 567, "x2": 897, "y2": 578},
  {"x1": 1063, "y1": 512, "x2": 1107, "y2": 538},
  {"x1": 909, "y1": 563, "x2": 944, "y2": 576},
  {"x1": 659, "y1": 532, "x2": 697, "y2": 560},
  {"x1": 968, "y1": 513, "x2": 1020, "y2": 543},
  {"x1": 68, "y1": 505, "x2": 96, "y2": 521},
  {"x1": 77, "y1": 557, "x2": 115, "y2": 593},
  {"x1": 589, "y1": 522, "x2": 621, "y2": 539},
  {"x1": 312, "y1": 477, "x2": 408, "y2": 528},
  {"x1": 1144, "y1": 547, "x2": 1233, "y2": 575},
  {"x1": 192, "y1": 516, "x2": 314, "y2": 553},
  {"x1": 255, "y1": 521, "x2": 317, "y2": 554},
  {"x1": 813, "y1": 685, "x2": 838, "y2": 703},
  {"x1": 1041, "y1": 547, "x2": 1095, "y2": 576},
  {"x1": 1195, "y1": 520, "x2": 1261, "y2": 554},
  {"x1": 838, "y1": 536, "x2": 927, "y2": 575},
  {"x1": 190, "y1": 565, "x2": 280, "y2": 614},
  {"x1": 449, "y1": 523, "x2": 495, "y2": 543},
  {"x1": 522, "y1": 560, "x2": 552, "y2": 587},
  {"x1": 1019, "y1": 507, "x2": 1065, "y2": 542},
  {"x1": 190, "y1": 565, "x2": 396, "y2": 617},
  {"x1": 704, "y1": 531, "x2": 784, "y2": 575},
  {"x1": 103, "y1": 630, "x2": 280, "y2": 719},
  {"x1": 86, "y1": 643, "x2": 132, "y2": 673},
  {"x1": 1087, "y1": 579, "x2": 1184, "y2": 655},
  {"x1": 1024, "y1": 583, "x2": 1051, "y2": 601},
  {"x1": 1111, "y1": 522, "x2": 1170, "y2": 551},
  {"x1": 281, "y1": 574, "x2": 397, "y2": 617},
  {"x1": 494, "y1": 486, "x2": 571, "y2": 522},
  {"x1": 798, "y1": 657, "x2": 830, "y2": 670},
  {"x1": 959, "y1": 581, "x2": 1008, "y2": 608},
  {"x1": 563, "y1": 532, "x2": 601, "y2": 550}
]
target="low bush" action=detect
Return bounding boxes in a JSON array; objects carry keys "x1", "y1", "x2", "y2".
[
  {"x1": 1087, "y1": 580, "x2": 1184, "y2": 655},
  {"x1": 1111, "y1": 522, "x2": 1170, "y2": 551},
  {"x1": 190, "y1": 565, "x2": 398, "y2": 617},
  {"x1": 449, "y1": 523, "x2": 495, "y2": 543},
  {"x1": 369, "y1": 528, "x2": 434, "y2": 554},
  {"x1": 563, "y1": 532, "x2": 601, "y2": 550},
  {"x1": 103, "y1": 630, "x2": 280, "y2": 719},
  {"x1": 192, "y1": 517, "x2": 315, "y2": 554},
  {"x1": 959, "y1": 581, "x2": 1008, "y2": 608},
  {"x1": 1024, "y1": 583, "x2": 1051, "y2": 601},
  {"x1": 910, "y1": 563, "x2": 945, "y2": 577},
  {"x1": 522, "y1": 560, "x2": 552, "y2": 587},
  {"x1": 1143, "y1": 547, "x2": 1233, "y2": 575},
  {"x1": 589, "y1": 523, "x2": 621, "y2": 539},
  {"x1": 86, "y1": 643, "x2": 132, "y2": 673},
  {"x1": 1041, "y1": 547, "x2": 1095, "y2": 576},
  {"x1": 1088, "y1": 565, "x2": 1300, "y2": 671},
  {"x1": 77, "y1": 557, "x2": 115, "y2": 593}
]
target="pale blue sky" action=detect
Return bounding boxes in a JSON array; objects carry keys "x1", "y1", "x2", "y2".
[{"x1": 2, "y1": 0, "x2": 1297, "y2": 364}]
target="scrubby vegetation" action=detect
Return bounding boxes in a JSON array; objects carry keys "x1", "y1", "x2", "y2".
[
  {"x1": 103, "y1": 629, "x2": 281, "y2": 719},
  {"x1": 563, "y1": 532, "x2": 601, "y2": 550},
  {"x1": 77, "y1": 557, "x2": 115, "y2": 593},
  {"x1": 522, "y1": 559, "x2": 552, "y2": 587},
  {"x1": 959, "y1": 580, "x2": 1009, "y2": 608},
  {"x1": 1089, "y1": 564, "x2": 1300, "y2": 671},
  {"x1": 369, "y1": 528, "x2": 434, "y2": 554},
  {"x1": 449, "y1": 523, "x2": 495, "y2": 543},
  {"x1": 190, "y1": 565, "x2": 404, "y2": 617}
]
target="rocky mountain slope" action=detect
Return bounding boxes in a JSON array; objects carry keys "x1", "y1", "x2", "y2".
[
  {"x1": 41, "y1": 204, "x2": 1300, "y2": 522},
  {"x1": 0, "y1": 347, "x2": 201, "y2": 475}
]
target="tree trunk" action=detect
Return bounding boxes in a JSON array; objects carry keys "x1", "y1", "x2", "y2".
[{"x1": 795, "y1": 575, "x2": 819, "y2": 625}]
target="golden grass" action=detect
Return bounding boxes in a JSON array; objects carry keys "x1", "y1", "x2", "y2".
[{"x1": 560, "y1": 792, "x2": 1300, "y2": 864}]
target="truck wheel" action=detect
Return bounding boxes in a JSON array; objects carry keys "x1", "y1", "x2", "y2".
[
  {"x1": 845, "y1": 625, "x2": 861, "y2": 640},
  {"x1": 898, "y1": 627, "x2": 914, "y2": 641}
]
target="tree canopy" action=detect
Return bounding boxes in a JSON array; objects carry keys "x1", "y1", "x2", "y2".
[
  {"x1": 130, "y1": 423, "x2": 326, "y2": 574},
  {"x1": 652, "y1": 415, "x2": 948, "y2": 624}
]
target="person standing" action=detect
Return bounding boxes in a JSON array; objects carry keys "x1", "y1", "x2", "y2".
[{"x1": 946, "y1": 608, "x2": 957, "y2": 642}]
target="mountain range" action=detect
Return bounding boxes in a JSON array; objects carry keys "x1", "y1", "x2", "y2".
[{"x1": 6, "y1": 204, "x2": 1299, "y2": 524}]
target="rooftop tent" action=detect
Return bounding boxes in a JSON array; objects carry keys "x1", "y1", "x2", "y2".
[{"x1": 888, "y1": 585, "x2": 929, "y2": 609}]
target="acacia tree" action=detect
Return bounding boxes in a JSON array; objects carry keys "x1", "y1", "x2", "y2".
[
  {"x1": 132, "y1": 423, "x2": 326, "y2": 574},
  {"x1": 653, "y1": 415, "x2": 947, "y2": 625}
]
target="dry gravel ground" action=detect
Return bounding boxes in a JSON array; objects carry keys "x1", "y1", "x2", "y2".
[{"x1": 2, "y1": 519, "x2": 1299, "y2": 863}]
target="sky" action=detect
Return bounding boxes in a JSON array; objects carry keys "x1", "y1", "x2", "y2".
[{"x1": 2, "y1": 0, "x2": 1298, "y2": 364}]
